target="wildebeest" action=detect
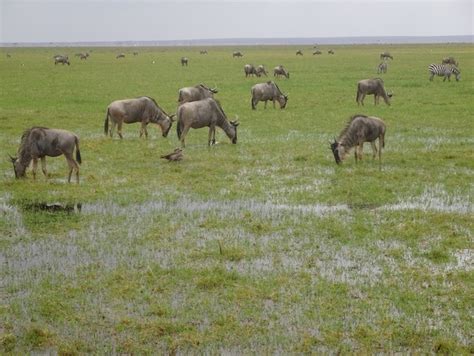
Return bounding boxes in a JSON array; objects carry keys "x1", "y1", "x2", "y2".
[
  {"x1": 441, "y1": 56, "x2": 458, "y2": 66},
  {"x1": 116, "y1": 53, "x2": 125, "y2": 59},
  {"x1": 328, "y1": 49, "x2": 335, "y2": 54},
  {"x1": 80, "y1": 53, "x2": 88, "y2": 60},
  {"x1": 296, "y1": 50, "x2": 303, "y2": 56},
  {"x1": 133, "y1": 51, "x2": 139, "y2": 56},
  {"x1": 54, "y1": 55, "x2": 70, "y2": 65},
  {"x1": 380, "y1": 52, "x2": 393, "y2": 60},
  {"x1": 330, "y1": 115, "x2": 386, "y2": 166},
  {"x1": 251, "y1": 81, "x2": 288, "y2": 110},
  {"x1": 377, "y1": 61, "x2": 388, "y2": 74},
  {"x1": 244, "y1": 64, "x2": 260, "y2": 77},
  {"x1": 181, "y1": 57, "x2": 188, "y2": 66},
  {"x1": 428, "y1": 64, "x2": 461, "y2": 82},
  {"x1": 176, "y1": 98, "x2": 239, "y2": 147},
  {"x1": 273, "y1": 65, "x2": 290, "y2": 79},
  {"x1": 200, "y1": 50, "x2": 208, "y2": 55},
  {"x1": 356, "y1": 78, "x2": 392, "y2": 106},
  {"x1": 9, "y1": 127, "x2": 82, "y2": 183},
  {"x1": 313, "y1": 50, "x2": 322, "y2": 55},
  {"x1": 104, "y1": 96, "x2": 175, "y2": 139},
  {"x1": 256, "y1": 65, "x2": 268, "y2": 77},
  {"x1": 161, "y1": 148, "x2": 183, "y2": 162},
  {"x1": 233, "y1": 51, "x2": 243, "y2": 58},
  {"x1": 178, "y1": 84, "x2": 218, "y2": 105}
]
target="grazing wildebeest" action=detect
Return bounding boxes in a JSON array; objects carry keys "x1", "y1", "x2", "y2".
[
  {"x1": 328, "y1": 49, "x2": 335, "y2": 54},
  {"x1": 441, "y1": 56, "x2": 458, "y2": 66},
  {"x1": 54, "y1": 55, "x2": 70, "y2": 65},
  {"x1": 116, "y1": 53, "x2": 125, "y2": 59},
  {"x1": 251, "y1": 81, "x2": 288, "y2": 110},
  {"x1": 380, "y1": 52, "x2": 393, "y2": 60},
  {"x1": 9, "y1": 127, "x2": 82, "y2": 183},
  {"x1": 356, "y1": 78, "x2": 392, "y2": 106},
  {"x1": 256, "y1": 65, "x2": 268, "y2": 77},
  {"x1": 104, "y1": 96, "x2": 175, "y2": 139},
  {"x1": 176, "y1": 98, "x2": 239, "y2": 147},
  {"x1": 244, "y1": 64, "x2": 260, "y2": 77},
  {"x1": 296, "y1": 50, "x2": 303, "y2": 56},
  {"x1": 330, "y1": 115, "x2": 386, "y2": 166},
  {"x1": 200, "y1": 50, "x2": 208, "y2": 55},
  {"x1": 178, "y1": 84, "x2": 218, "y2": 104},
  {"x1": 313, "y1": 50, "x2": 322, "y2": 55},
  {"x1": 181, "y1": 57, "x2": 188, "y2": 66},
  {"x1": 377, "y1": 61, "x2": 388, "y2": 74},
  {"x1": 273, "y1": 65, "x2": 290, "y2": 79},
  {"x1": 233, "y1": 51, "x2": 243, "y2": 58},
  {"x1": 428, "y1": 64, "x2": 461, "y2": 82}
]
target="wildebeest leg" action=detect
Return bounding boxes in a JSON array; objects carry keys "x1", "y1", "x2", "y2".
[
  {"x1": 370, "y1": 141, "x2": 377, "y2": 159},
  {"x1": 64, "y1": 153, "x2": 79, "y2": 183},
  {"x1": 40, "y1": 156, "x2": 48, "y2": 178},
  {"x1": 110, "y1": 121, "x2": 116, "y2": 138},
  {"x1": 208, "y1": 125, "x2": 216, "y2": 146},
  {"x1": 32, "y1": 158, "x2": 38, "y2": 180},
  {"x1": 140, "y1": 122, "x2": 148, "y2": 138},
  {"x1": 360, "y1": 93, "x2": 365, "y2": 106},
  {"x1": 272, "y1": 100, "x2": 276, "y2": 109},
  {"x1": 264, "y1": 101, "x2": 268, "y2": 109},
  {"x1": 117, "y1": 122, "x2": 123, "y2": 139},
  {"x1": 180, "y1": 125, "x2": 191, "y2": 148}
]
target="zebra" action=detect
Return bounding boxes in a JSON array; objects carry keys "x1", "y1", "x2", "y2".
[
  {"x1": 377, "y1": 61, "x2": 387, "y2": 74},
  {"x1": 428, "y1": 64, "x2": 461, "y2": 82}
]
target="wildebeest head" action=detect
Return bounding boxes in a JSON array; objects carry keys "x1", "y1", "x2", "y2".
[
  {"x1": 230, "y1": 120, "x2": 240, "y2": 144},
  {"x1": 8, "y1": 154, "x2": 25, "y2": 178},
  {"x1": 330, "y1": 140, "x2": 342, "y2": 164},
  {"x1": 277, "y1": 94, "x2": 289, "y2": 109},
  {"x1": 160, "y1": 114, "x2": 175, "y2": 137}
]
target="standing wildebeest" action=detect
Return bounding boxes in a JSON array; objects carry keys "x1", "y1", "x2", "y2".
[
  {"x1": 80, "y1": 53, "x2": 88, "y2": 60},
  {"x1": 273, "y1": 65, "x2": 290, "y2": 79},
  {"x1": 377, "y1": 61, "x2": 388, "y2": 74},
  {"x1": 9, "y1": 127, "x2": 82, "y2": 183},
  {"x1": 104, "y1": 97, "x2": 175, "y2": 139},
  {"x1": 176, "y1": 98, "x2": 239, "y2": 147},
  {"x1": 428, "y1": 64, "x2": 461, "y2": 82},
  {"x1": 233, "y1": 51, "x2": 244, "y2": 58},
  {"x1": 116, "y1": 53, "x2": 125, "y2": 59},
  {"x1": 296, "y1": 50, "x2": 303, "y2": 56},
  {"x1": 251, "y1": 81, "x2": 288, "y2": 110},
  {"x1": 313, "y1": 50, "x2": 322, "y2": 55},
  {"x1": 330, "y1": 115, "x2": 386, "y2": 166},
  {"x1": 328, "y1": 49, "x2": 335, "y2": 54},
  {"x1": 356, "y1": 78, "x2": 392, "y2": 106},
  {"x1": 178, "y1": 84, "x2": 218, "y2": 105},
  {"x1": 244, "y1": 64, "x2": 260, "y2": 77},
  {"x1": 54, "y1": 55, "x2": 70, "y2": 65},
  {"x1": 256, "y1": 64, "x2": 268, "y2": 77},
  {"x1": 133, "y1": 51, "x2": 139, "y2": 56},
  {"x1": 181, "y1": 57, "x2": 188, "y2": 66},
  {"x1": 441, "y1": 56, "x2": 458, "y2": 66},
  {"x1": 200, "y1": 50, "x2": 208, "y2": 55},
  {"x1": 380, "y1": 52, "x2": 393, "y2": 60}
]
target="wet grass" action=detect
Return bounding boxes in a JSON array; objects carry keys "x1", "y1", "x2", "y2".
[{"x1": 0, "y1": 44, "x2": 473, "y2": 353}]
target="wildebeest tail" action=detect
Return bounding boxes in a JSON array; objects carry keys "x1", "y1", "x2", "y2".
[
  {"x1": 104, "y1": 108, "x2": 109, "y2": 135},
  {"x1": 75, "y1": 136, "x2": 82, "y2": 164},
  {"x1": 176, "y1": 108, "x2": 183, "y2": 139}
]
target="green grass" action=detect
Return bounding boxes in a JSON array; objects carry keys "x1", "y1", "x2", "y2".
[{"x1": 0, "y1": 44, "x2": 473, "y2": 354}]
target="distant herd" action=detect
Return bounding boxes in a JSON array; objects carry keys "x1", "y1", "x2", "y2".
[{"x1": 6, "y1": 48, "x2": 462, "y2": 183}]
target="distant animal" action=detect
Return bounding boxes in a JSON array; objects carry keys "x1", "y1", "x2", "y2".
[
  {"x1": 377, "y1": 61, "x2": 388, "y2": 74},
  {"x1": 9, "y1": 127, "x2": 81, "y2": 183},
  {"x1": 428, "y1": 63, "x2": 461, "y2": 82},
  {"x1": 133, "y1": 52, "x2": 139, "y2": 56},
  {"x1": 330, "y1": 115, "x2": 386, "y2": 165},
  {"x1": 296, "y1": 50, "x2": 303, "y2": 56},
  {"x1": 380, "y1": 52, "x2": 393, "y2": 60},
  {"x1": 273, "y1": 65, "x2": 290, "y2": 79},
  {"x1": 251, "y1": 81, "x2": 288, "y2": 110},
  {"x1": 178, "y1": 84, "x2": 218, "y2": 105},
  {"x1": 181, "y1": 57, "x2": 188, "y2": 66},
  {"x1": 328, "y1": 49, "x2": 335, "y2": 54},
  {"x1": 104, "y1": 96, "x2": 175, "y2": 139},
  {"x1": 54, "y1": 55, "x2": 70, "y2": 65},
  {"x1": 356, "y1": 78, "x2": 392, "y2": 106},
  {"x1": 80, "y1": 53, "x2": 88, "y2": 60},
  {"x1": 441, "y1": 56, "x2": 458, "y2": 66},
  {"x1": 233, "y1": 51, "x2": 243, "y2": 58},
  {"x1": 200, "y1": 50, "x2": 208, "y2": 55},
  {"x1": 116, "y1": 53, "x2": 125, "y2": 59},
  {"x1": 74, "y1": 53, "x2": 82, "y2": 57},
  {"x1": 176, "y1": 98, "x2": 239, "y2": 147},
  {"x1": 256, "y1": 65, "x2": 268, "y2": 77},
  {"x1": 244, "y1": 64, "x2": 260, "y2": 77},
  {"x1": 161, "y1": 148, "x2": 183, "y2": 162},
  {"x1": 6, "y1": 53, "x2": 11, "y2": 58},
  {"x1": 313, "y1": 50, "x2": 322, "y2": 55}
]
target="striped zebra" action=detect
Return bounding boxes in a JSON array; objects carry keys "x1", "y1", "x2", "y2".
[{"x1": 428, "y1": 63, "x2": 461, "y2": 82}]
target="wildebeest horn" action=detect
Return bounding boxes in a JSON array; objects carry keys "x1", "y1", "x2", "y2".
[
  {"x1": 169, "y1": 114, "x2": 176, "y2": 121},
  {"x1": 7, "y1": 154, "x2": 17, "y2": 162}
]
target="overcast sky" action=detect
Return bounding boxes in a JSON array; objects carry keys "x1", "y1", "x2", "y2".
[{"x1": 1, "y1": 0, "x2": 473, "y2": 43}]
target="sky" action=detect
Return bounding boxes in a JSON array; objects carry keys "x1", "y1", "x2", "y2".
[{"x1": 1, "y1": 0, "x2": 473, "y2": 43}]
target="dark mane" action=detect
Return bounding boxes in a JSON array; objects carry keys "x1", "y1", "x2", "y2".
[
  {"x1": 338, "y1": 115, "x2": 367, "y2": 140},
  {"x1": 18, "y1": 127, "x2": 48, "y2": 159},
  {"x1": 272, "y1": 81, "x2": 282, "y2": 95},
  {"x1": 213, "y1": 99, "x2": 227, "y2": 119},
  {"x1": 142, "y1": 96, "x2": 170, "y2": 117}
]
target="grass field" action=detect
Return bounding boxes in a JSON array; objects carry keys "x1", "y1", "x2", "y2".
[{"x1": 0, "y1": 44, "x2": 473, "y2": 354}]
